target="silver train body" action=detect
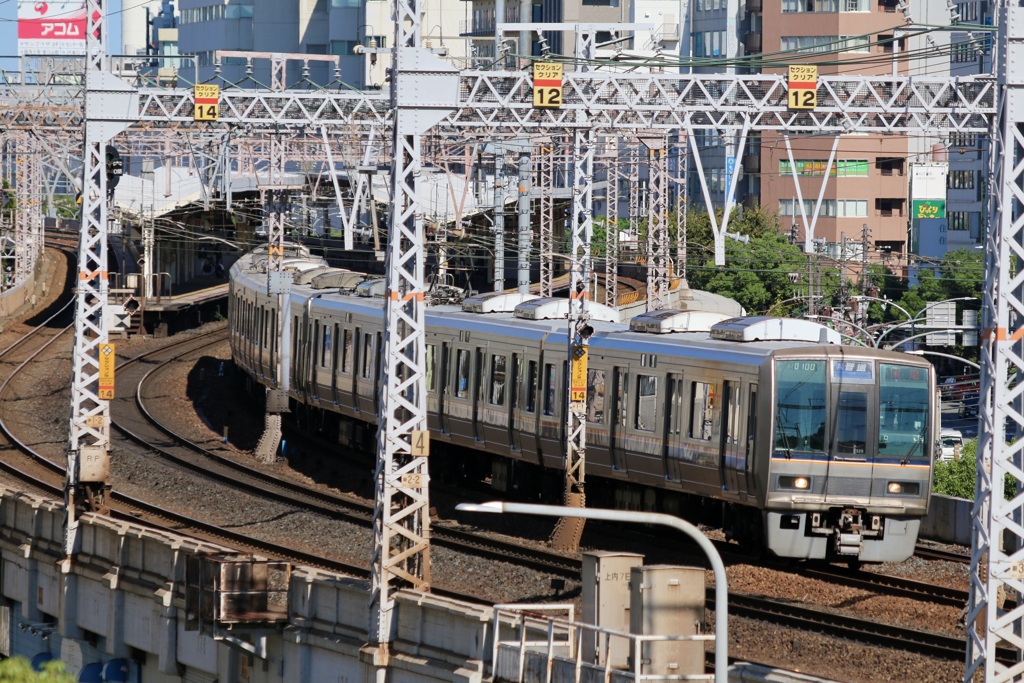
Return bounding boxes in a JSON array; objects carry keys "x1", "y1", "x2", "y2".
[{"x1": 229, "y1": 247, "x2": 936, "y2": 562}]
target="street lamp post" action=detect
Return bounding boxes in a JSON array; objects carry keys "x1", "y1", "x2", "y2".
[
  {"x1": 870, "y1": 297, "x2": 978, "y2": 348},
  {"x1": 456, "y1": 501, "x2": 729, "y2": 682}
]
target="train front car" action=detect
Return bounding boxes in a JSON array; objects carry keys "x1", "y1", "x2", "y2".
[{"x1": 764, "y1": 348, "x2": 935, "y2": 563}]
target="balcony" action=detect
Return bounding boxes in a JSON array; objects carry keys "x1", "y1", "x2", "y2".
[
  {"x1": 747, "y1": 0, "x2": 762, "y2": 11},
  {"x1": 459, "y1": 19, "x2": 496, "y2": 36},
  {"x1": 744, "y1": 32, "x2": 762, "y2": 54},
  {"x1": 742, "y1": 153, "x2": 760, "y2": 174}
]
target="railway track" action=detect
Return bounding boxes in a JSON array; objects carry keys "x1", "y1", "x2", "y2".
[{"x1": 0, "y1": 317, "x2": 985, "y2": 667}]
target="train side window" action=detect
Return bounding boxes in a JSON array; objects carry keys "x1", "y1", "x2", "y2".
[
  {"x1": 342, "y1": 329, "x2": 353, "y2": 373},
  {"x1": 543, "y1": 363, "x2": 557, "y2": 416},
  {"x1": 270, "y1": 309, "x2": 277, "y2": 359},
  {"x1": 361, "y1": 333, "x2": 374, "y2": 379},
  {"x1": 525, "y1": 361, "x2": 538, "y2": 412},
  {"x1": 490, "y1": 354, "x2": 506, "y2": 406},
  {"x1": 690, "y1": 381, "x2": 715, "y2": 441},
  {"x1": 313, "y1": 321, "x2": 320, "y2": 368},
  {"x1": 724, "y1": 382, "x2": 742, "y2": 446},
  {"x1": 747, "y1": 387, "x2": 757, "y2": 446},
  {"x1": 331, "y1": 324, "x2": 340, "y2": 373},
  {"x1": 615, "y1": 369, "x2": 628, "y2": 428},
  {"x1": 635, "y1": 374, "x2": 658, "y2": 432},
  {"x1": 587, "y1": 369, "x2": 605, "y2": 423},
  {"x1": 455, "y1": 349, "x2": 470, "y2": 398},
  {"x1": 426, "y1": 344, "x2": 436, "y2": 392},
  {"x1": 259, "y1": 307, "x2": 265, "y2": 349},
  {"x1": 668, "y1": 375, "x2": 685, "y2": 435},
  {"x1": 511, "y1": 354, "x2": 521, "y2": 408},
  {"x1": 321, "y1": 324, "x2": 331, "y2": 367}
]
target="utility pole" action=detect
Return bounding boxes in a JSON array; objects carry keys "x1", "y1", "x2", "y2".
[{"x1": 860, "y1": 222, "x2": 870, "y2": 328}]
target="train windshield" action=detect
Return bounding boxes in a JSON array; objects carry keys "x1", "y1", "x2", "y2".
[
  {"x1": 879, "y1": 363, "x2": 931, "y2": 460},
  {"x1": 774, "y1": 360, "x2": 931, "y2": 460},
  {"x1": 774, "y1": 360, "x2": 827, "y2": 453}
]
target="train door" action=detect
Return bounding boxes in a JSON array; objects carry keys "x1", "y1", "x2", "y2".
[
  {"x1": 351, "y1": 326, "x2": 362, "y2": 414},
  {"x1": 481, "y1": 348, "x2": 511, "y2": 448},
  {"x1": 330, "y1": 322, "x2": 340, "y2": 405},
  {"x1": 719, "y1": 380, "x2": 745, "y2": 496},
  {"x1": 745, "y1": 384, "x2": 757, "y2": 493},
  {"x1": 437, "y1": 341, "x2": 452, "y2": 434},
  {"x1": 663, "y1": 373, "x2": 686, "y2": 484},
  {"x1": 827, "y1": 368, "x2": 876, "y2": 502},
  {"x1": 310, "y1": 319, "x2": 320, "y2": 403},
  {"x1": 507, "y1": 352, "x2": 523, "y2": 453},
  {"x1": 609, "y1": 367, "x2": 628, "y2": 473},
  {"x1": 473, "y1": 347, "x2": 485, "y2": 443}
]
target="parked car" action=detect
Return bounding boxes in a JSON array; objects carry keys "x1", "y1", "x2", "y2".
[{"x1": 940, "y1": 428, "x2": 964, "y2": 461}]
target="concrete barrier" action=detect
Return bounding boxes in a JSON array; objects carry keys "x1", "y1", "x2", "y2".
[{"x1": 920, "y1": 493, "x2": 974, "y2": 546}]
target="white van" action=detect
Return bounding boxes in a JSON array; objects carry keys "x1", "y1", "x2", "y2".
[{"x1": 940, "y1": 428, "x2": 964, "y2": 461}]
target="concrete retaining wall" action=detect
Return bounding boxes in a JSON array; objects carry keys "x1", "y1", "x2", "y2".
[
  {"x1": 920, "y1": 494, "x2": 973, "y2": 546},
  {"x1": 0, "y1": 487, "x2": 843, "y2": 683}
]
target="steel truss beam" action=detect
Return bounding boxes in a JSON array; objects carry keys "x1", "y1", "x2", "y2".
[{"x1": 3, "y1": 73, "x2": 997, "y2": 134}]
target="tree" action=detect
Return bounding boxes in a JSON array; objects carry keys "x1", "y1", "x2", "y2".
[{"x1": 933, "y1": 437, "x2": 1016, "y2": 501}]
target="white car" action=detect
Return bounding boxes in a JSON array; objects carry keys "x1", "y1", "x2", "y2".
[{"x1": 940, "y1": 428, "x2": 964, "y2": 461}]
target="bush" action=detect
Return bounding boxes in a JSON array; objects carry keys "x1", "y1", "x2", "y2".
[
  {"x1": 0, "y1": 658, "x2": 73, "y2": 682},
  {"x1": 932, "y1": 437, "x2": 1018, "y2": 500}
]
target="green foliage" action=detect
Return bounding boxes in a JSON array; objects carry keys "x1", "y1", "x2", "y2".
[
  {"x1": 932, "y1": 438, "x2": 1018, "y2": 501},
  {"x1": 49, "y1": 195, "x2": 80, "y2": 220},
  {"x1": 0, "y1": 658, "x2": 74, "y2": 682}
]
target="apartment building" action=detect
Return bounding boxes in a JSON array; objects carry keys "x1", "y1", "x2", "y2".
[
  {"x1": 177, "y1": 0, "x2": 468, "y2": 89},
  {"x1": 741, "y1": 0, "x2": 990, "y2": 263}
]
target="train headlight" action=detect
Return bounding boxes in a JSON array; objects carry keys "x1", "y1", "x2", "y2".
[
  {"x1": 887, "y1": 481, "x2": 920, "y2": 495},
  {"x1": 779, "y1": 476, "x2": 810, "y2": 490}
]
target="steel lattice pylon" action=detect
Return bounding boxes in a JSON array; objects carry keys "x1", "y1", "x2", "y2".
[
  {"x1": 538, "y1": 143, "x2": 555, "y2": 297},
  {"x1": 604, "y1": 137, "x2": 619, "y2": 308},
  {"x1": 966, "y1": 2, "x2": 1024, "y2": 679},
  {"x1": 549, "y1": 129, "x2": 593, "y2": 550},
  {"x1": 254, "y1": 133, "x2": 290, "y2": 464},
  {"x1": 66, "y1": 0, "x2": 116, "y2": 556},
  {"x1": 370, "y1": 0, "x2": 455, "y2": 647},
  {"x1": 644, "y1": 137, "x2": 669, "y2": 311},
  {"x1": 628, "y1": 142, "x2": 640, "y2": 268}
]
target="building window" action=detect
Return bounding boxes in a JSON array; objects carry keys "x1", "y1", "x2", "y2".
[
  {"x1": 957, "y1": 1, "x2": 980, "y2": 22},
  {"x1": 875, "y1": 198, "x2": 905, "y2": 217},
  {"x1": 949, "y1": 170, "x2": 976, "y2": 189},
  {"x1": 875, "y1": 157, "x2": 905, "y2": 176},
  {"x1": 948, "y1": 211, "x2": 970, "y2": 231},
  {"x1": 780, "y1": 35, "x2": 838, "y2": 54},
  {"x1": 780, "y1": 199, "x2": 837, "y2": 217},
  {"x1": 225, "y1": 3, "x2": 255, "y2": 17},
  {"x1": 843, "y1": 0, "x2": 869, "y2": 10},
  {"x1": 837, "y1": 199, "x2": 868, "y2": 217},
  {"x1": 949, "y1": 132, "x2": 978, "y2": 147},
  {"x1": 331, "y1": 40, "x2": 358, "y2": 56},
  {"x1": 782, "y1": 0, "x2": 838, "y2": 13},
  {"x1": 839, "y1": 35, "x2": 871, "y2": 52},
  {"x1": 779, "y1": 159, "x2": 869, "y2": 176}
]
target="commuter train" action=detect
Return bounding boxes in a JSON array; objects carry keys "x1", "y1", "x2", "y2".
[{"x1": 229, "y1": 246, "x2": 937, "y2": 563}]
